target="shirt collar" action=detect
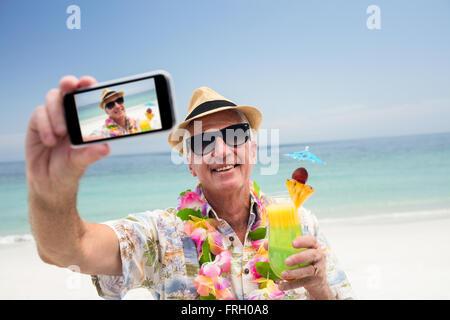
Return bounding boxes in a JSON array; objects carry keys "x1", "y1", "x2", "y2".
[{"x1": 205, "y1": 192, "x2": 260, "y2": 228}]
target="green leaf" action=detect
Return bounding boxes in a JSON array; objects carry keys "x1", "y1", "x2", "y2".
[
  {"x1": 253, "y1": 181, "x2": 261, "y2": 197},
  {"x1": 255, "y1": 261, "x2": 280, "y2": 280},
  {"x1": 179, "y1": 189, "x2": 192, "y2": 196},
  {"x1": 125, "y1": 216, "x2": 140, "y2": 222},
  {"x1": 199, "y1": 239, "x2": 213, "y2": 265},
  {"x1": 176, "y1": 208, "x2": 203, "y2": 221},
  {"x1": 248, "y1": 227, "x2": 266, "y2": 241},
  {"x1": 200, "y1": 293, "x2": 216, "y2": 300}
]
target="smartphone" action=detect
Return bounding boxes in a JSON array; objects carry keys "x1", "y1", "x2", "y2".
[{"x1": 63, "y1": 70, "x2": 176, "y2": 147}]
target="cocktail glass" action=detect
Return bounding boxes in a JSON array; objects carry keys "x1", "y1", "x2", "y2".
[
  {"x1": 267, "y1": 194, "x2": 310, "y2": 279},
  {"x1": 139, "y1": 119, "x2": 151, "y2": 132}
]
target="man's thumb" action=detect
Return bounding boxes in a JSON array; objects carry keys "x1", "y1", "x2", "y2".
[{"x1": 71, "y1": 143, "x2": 110, "y2": 170}]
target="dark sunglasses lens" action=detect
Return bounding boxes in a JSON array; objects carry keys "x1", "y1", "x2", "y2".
[
  {"x1": 202, "y1": 133, "x2": 216, "y2": 155},
  {"x1": 105, "y1": 97, "x2": 124, "y2": 109},
  {"x1": 188, "y1": 123, "x2": 249, "y2": 156},
  {"x1": 189, "y1": 134, "x2": 213, "y2": 156},
  {"x1": 224, "y1": 124, "x2": 249, "y2": 147}
]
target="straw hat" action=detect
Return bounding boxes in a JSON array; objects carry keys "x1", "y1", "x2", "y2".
[
  {"x1": 168, "y1": 86, "x2": 262, "y2": 154},
  {"x1": 99, "y1": 89, "x2": 124, "y2": 109}
]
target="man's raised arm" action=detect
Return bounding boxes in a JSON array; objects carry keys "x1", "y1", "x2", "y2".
[{"x1": 26, "y1": 75, "x2": 122, "y2": 276}]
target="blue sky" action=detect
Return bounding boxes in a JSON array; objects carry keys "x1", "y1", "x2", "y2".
[{"x1": 1, "y1": 0, "x2": 449, "y2": 161}]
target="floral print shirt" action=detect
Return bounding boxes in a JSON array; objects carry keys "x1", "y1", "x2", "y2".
[{"x1": 91, "y1": 194, "x2": 355, "y2": 300}]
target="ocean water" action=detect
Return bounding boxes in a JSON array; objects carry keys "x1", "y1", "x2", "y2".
[{"x1": 1, "y1": 132, "x2": 450, "y2": 241}]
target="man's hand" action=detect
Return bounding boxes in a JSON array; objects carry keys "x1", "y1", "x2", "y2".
[
  {"x1": 26, "y1": 76, "x2": 122, "y2": 276},
  {"x1": 264, "y1": 236, "x2": 335, "y2": 299},
  {"x1": 26, "y1": 75, "x2": 110, "y2": 198}
]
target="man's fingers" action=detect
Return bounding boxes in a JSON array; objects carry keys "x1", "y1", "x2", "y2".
[
  {"x1": 35, "y1": 105, "x2": 57, "y2": 147},
  {"x1": 285, "y1": 248, "x2": 323, "y2": 267},
  {"x1": 78, "y1": 75, "x2": 97, "y2": 88},
  {"x1": 59, "y1": 75, "x2": 79, "y2": 94},
  {"x1": 69, "y1": 143, "x2": 110, "y2": 172},
  {"x1": 281, "y1": 264, "x2": 317, "y2": 281},
  {"x1": 292, "y1": 235, "x2": 319, "y2": 249},
  {"x1": 278, "y1": 276, "x2": 318, "y2": 291},
  {"x1": 51, "y1": 75, "x2": 96, "y2": 137},
  {"x1": 45, "y1": 88, "x2": 66, "y2": 136}
]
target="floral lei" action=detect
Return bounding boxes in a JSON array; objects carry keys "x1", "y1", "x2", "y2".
[
  {"x1": 177, "y1": 180, "x2": 285, "y2": 300},
  {"x1": 105, "y1": 117, "x2": 139, "y2": 136}
]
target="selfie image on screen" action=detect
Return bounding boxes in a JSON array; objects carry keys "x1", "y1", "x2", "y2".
[{"x1": 75, "y1": 78, "x2": 162, "y2": 142}]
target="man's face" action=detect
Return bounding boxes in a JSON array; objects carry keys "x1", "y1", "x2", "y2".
[
  {"x1": 104, "y1": 96, "x2": 126, "y2": 122},
  {"x1": 187, "y1": 110, "x2": 257, "y2": 195}
]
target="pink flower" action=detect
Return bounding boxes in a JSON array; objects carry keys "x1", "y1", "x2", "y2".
[
  {"x1": 216, "y1": 288, "x2": 235, "y2": 300},
  {"x1": 200, "y1": 262, "x2": 221, "y2": 278},
  {"x1": 251, "y1": 239, "x2": 264, "y2": 250},
  {"x1": 183, "y1": 220, "x2": 194, "y2": 236},
  {"x1": 177, "y1": 191, "x2": 204, "y2": 212},
  {"x1": 215, "y1": 250, "x2": 231, "y2": 273},
  {"x1": 207, "y1": 231, "x2": 224, "y2": 256},
  {"x1": 194, "y1": 275, "x2": 214, "y2": 297},
  {"x1": 213, "y1": 276, "x2": 230, "y2": 291},
  {"x1": 195, "y1": 262, "x2": 233, "y2": 300},
  {"x1": 249, "y1": 279, "x2": 285, "y2": 300},
  {"x1": 190, "y1": 228, "x2": 207, "y2": 257},
  {"x1": 248, "y1": 255, "x2": 267, "y2": 279},
  {"x1": 265, "y1": 280, "x2": 285, "y2": 299}
]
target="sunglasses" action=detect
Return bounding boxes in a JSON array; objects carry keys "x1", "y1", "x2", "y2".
[
  {"x1": 186, "y1": 123, "x2": 250, "y2": 156},
  {"x1": 105, "y1": 97, "x2": 124, "y2": 109}
]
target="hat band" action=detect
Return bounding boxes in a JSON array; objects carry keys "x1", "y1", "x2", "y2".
[
  {"x1": 185, "y1": 100, "x2": 237, "y2": 121},
  {"x1": 103, "y1": 91, "x2": 116, "y2": 100}
]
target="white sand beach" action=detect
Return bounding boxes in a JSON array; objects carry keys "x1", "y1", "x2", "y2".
[{"x1": 1, "y1": 211, "x2": 450, "y2": 300}]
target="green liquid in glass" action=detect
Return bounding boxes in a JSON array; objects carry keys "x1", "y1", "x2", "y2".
[{"x1": 267, "y1": 202, "x2": 310, "y2": 279}]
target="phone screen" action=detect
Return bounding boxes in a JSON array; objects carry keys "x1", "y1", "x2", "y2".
[
  {"x1": 63, "y1": 71, "x2": 176, "y2": 146},
  {"x1": 74, "y1": 78, "x2": 162, "y2": 142}
]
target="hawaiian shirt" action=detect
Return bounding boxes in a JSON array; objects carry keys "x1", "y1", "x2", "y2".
[
  {"x1": 100, "y1": 116, "x2": 140, "y2": 137},
  {"x1": 91, "y1": 194, "x2": 355, "y2": 300}
]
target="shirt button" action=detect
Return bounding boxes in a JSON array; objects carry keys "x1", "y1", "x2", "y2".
[
  {"x1": 229, "y1": 236, "x2": 234, "y2": 242},
  {"x1": 244, "y1": 268, "x2": 250, "y2": 275}
]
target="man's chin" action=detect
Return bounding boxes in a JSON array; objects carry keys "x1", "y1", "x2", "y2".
[{"x1": 208, "y1": 172, "x2": 246, "y2": 193}]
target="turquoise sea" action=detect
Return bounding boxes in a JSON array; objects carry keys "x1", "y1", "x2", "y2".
[{"x1": 1, "y1": 132, "x2": 450, "y2": 241}]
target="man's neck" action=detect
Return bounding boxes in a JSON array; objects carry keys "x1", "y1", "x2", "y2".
[
  {"x1": 203, "y1": 184, "x2": 251, "y2": 244},
  {"x1": 118, "y1": 117, "x2": 127, "y2": 129},
  {"x1": 112, "y1": 116, "x2": 127, "y2": 129}
]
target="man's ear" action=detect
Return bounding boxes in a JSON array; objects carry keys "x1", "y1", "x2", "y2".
[
  {"x1": 187, "y1": 154, "x2": 197, "y2": 177},
  {"x1": 188, "y1": 164, "x2": 197, "y2": 177},
  {"x1": 250, "y1": 140, "x2": 258, "y2": 165}
]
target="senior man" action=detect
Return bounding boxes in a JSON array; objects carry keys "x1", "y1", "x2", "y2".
[
  {"x1": 26, "y1": 76, "x2": 354, "y2": 300},
  {"x1": 85, "y1": 88, "x2": 140, "y2": 140}
]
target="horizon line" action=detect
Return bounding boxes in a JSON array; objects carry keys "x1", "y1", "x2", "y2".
[{"x1": 2, "y1": 130, "x2": 449, "y2": 164}]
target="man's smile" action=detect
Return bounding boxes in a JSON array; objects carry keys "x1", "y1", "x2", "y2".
[{"x1": 211, "y1": 164, "x2": 240, "y2": 173}]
